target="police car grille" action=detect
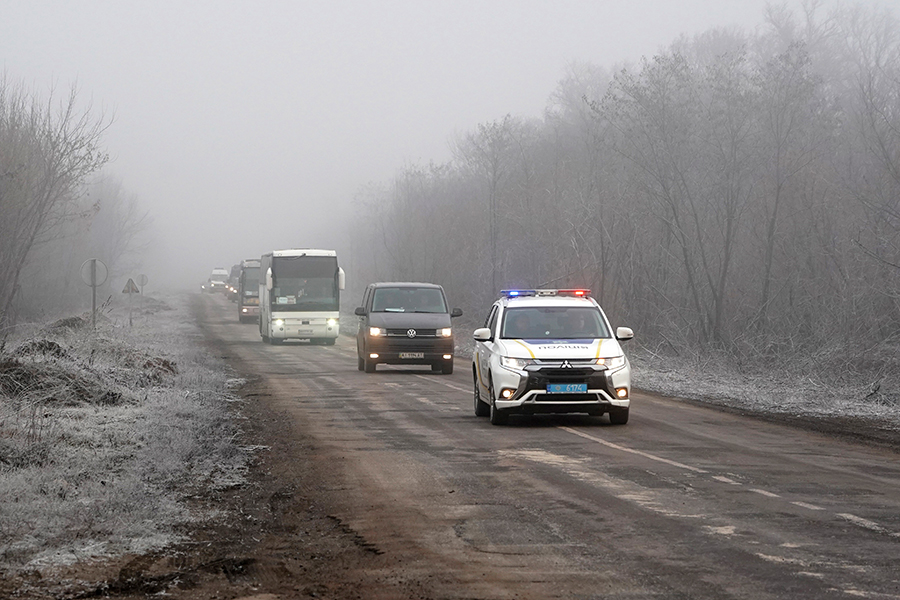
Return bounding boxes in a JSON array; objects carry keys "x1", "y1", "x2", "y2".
[{"x1": 538, "y1": 368, "x2": 594, "y2": 378}]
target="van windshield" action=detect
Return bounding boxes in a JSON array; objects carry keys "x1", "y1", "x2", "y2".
[{"x1": 371, "y1": 287, "x2": 447, "y2": 313}]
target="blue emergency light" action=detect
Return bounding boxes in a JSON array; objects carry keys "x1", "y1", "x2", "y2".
[{"x1": 500, "y1": 289, "x2": 591, "y2": 298}]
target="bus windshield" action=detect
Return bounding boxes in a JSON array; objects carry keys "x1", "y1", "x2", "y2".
[
  {"x1": 241, "y1": 267, "x2": 260, "y2": 297},
  {"x1": 271, "y1": 256, "x2": 339, "y2": 311}
]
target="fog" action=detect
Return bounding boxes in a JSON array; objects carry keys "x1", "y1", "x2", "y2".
[{"x1": 2, "y1": 0, "x2": 820, "y2": 290}]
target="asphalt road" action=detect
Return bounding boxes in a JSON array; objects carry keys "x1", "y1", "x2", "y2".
[{"x1": 203, "y1": 294, "x2": 900, "y2": 599}]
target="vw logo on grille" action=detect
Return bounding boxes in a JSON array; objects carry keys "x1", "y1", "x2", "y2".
[{"x1": 407, "y1": 329, "x2": 417, "y2": 338}]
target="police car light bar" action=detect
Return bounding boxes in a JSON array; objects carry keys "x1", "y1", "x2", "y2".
[{"x1": 500, "y1": 289, "x2": 591, "y2": 298}]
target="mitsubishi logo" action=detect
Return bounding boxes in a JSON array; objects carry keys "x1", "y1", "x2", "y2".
[
  {"x1": 561, "y1": 360, "x2": 573, "y2": 369},
  {"x1": 407, "y1": 329, "x2": 417, "y2": 338}
]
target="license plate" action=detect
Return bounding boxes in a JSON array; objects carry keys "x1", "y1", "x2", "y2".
[
  {"x1": 547, "y1": 383, "x2": 588, "y2": 394},
  {"x1": 399, "y1": 352, "x2": 424, "y2": 359},
  {"x1": 298, "y1": 329, "x2": 313, "y2": 334}
]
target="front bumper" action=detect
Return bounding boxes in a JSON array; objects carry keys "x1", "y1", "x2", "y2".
[
  {"x1": 364, "y1": 336, "x2": 454, "y2": 365},
  {"x1": 270, "y1": 317, "x2": 339, "y2": 340},
  {"x1": 493, "y1": 362, "x2": 630, "y2": 413}
]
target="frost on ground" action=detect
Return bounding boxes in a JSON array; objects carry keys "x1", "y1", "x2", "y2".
[
  {"x1": 630, "y1": 343, "x2": 900, "y2": 430},
  {"x1": 0, "y1": 294, "x2": 251, "y2": 574}
]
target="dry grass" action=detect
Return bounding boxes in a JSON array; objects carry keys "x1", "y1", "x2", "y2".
[{"x1": 0, "y1": 294, "x2": 252, "y2": 572}]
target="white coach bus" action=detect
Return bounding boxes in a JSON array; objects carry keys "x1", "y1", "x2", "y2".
[{"x1": 259, "y1": 249, "x2": 345, "y2": 345}]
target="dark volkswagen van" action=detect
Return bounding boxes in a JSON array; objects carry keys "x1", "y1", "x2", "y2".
[{"x1": 355, "y1": 282, "x2": 462, "y2": 374}]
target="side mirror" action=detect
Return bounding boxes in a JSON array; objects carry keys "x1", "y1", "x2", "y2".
[
  {"x1": 473, "y1": 327, "x2": 492, "y2": 342},
  {"x1": 338, "y1": 267, "x2": 346, "y2": 291},
  {"x1": 265, "y1": 268, "x2": 273, "y2": 291},
  {"x1": 616, "y1": 326, "x2": 634, "y2": 342},
  {"x1": 450, "y1": 308, "x2": 463, "y2": 318},
  {"x1": 354, "y1": 306, "x2": 366, "y2": 316}
]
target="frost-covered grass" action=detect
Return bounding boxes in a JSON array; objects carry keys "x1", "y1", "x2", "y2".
[
  {"x1": 629, "y1": 342, "x2": 900, "y2": 428},
  {"x1": 0, "y1": 294, "x2": 250, "y2": 572}
]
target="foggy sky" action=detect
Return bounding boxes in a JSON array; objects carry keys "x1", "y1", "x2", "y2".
[{"x1": 1, "y1": 0, "x2": 821, "y2": 289}]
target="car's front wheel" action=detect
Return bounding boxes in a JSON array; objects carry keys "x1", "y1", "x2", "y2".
[
  {"x1": 488, "y1": 380, "x2": 508, "y2": 425},
  {"x1": 473, "y1": 375, "x2": 489, "y2": 417},
  {"x1": 608, "y1": 407, "x2": 629, "y2": 425}
]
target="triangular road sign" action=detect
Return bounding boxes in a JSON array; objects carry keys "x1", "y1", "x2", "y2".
[{"x1": 122, "y1": 278, "x2": 140, "y2": 294}]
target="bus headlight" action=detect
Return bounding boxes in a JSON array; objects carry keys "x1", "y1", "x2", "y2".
[
  {"x1": 274, "y1": 319, "x2": 284, "y2": 327},
  {"x1": 327, "y1": 318, "x2": 338, "y2": 327}
]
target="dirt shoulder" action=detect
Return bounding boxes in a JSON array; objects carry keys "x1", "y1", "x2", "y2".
[{"x1": 3, "y1": 301, "x2": 424, "y2": 600}]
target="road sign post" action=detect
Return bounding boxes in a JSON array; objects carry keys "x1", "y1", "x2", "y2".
[
  {"x1": 80, "y1": 259, "x2": 108, "y2": 330},
  {"x1": 122, "y1": 278, "x2": 140, "y2": 327}
]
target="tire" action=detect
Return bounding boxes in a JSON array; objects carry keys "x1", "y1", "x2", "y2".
[
  {"x1": 473, "y1": 375, "x2": 489, "y2": 417},
  {"x1": 431, "y1": 363, "x2": 442, "y2": 372},
  {"x1": 608, "y1": 407, "x2": 629, "y2": 425},
  {"x1": 442, "y1": 360, "x2": 454, "y2": 375},
  {"x1": 357, "y1": 355, "x2": 364, "y2": 371},
  {"x1": 270, "y1": 336, "x2": 283, "y2": 345},
  {"x1": 324, "y1": 338, "x2": 335, "y2": 346},
  {"x1": 488, "y1": 380, "x2": 508, "y2": 425},
  {"x1": 364, "y1": 357, "x2": 376, "y2": 373}
]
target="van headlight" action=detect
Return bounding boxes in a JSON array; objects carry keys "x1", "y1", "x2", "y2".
[
  {"x1": 274, "y1": 319, "x2": 284, "y2": 327},
  {"x1": 437, "y1": 328, "x2": 452, "y2": 338},
  {"x1": 369, "y1": 327, "x2": 386, "y2": 336},
  {"x1": 327, "y1": 318, "x2": 338, "y2": 327},
  {"x1": 597, "y1": 355, "x2": 626, "y2": 369},
  {"x1": 500, "y1": 356, "x2": 534, "y2": 371}
]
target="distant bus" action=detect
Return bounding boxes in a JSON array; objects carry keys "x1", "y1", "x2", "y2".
[
  {"x1": 237, "y1": 258, "x2": 261, "y2": 323},
  {"x1": 259, "y1": 249, "x2": 345, "y2": 344}
]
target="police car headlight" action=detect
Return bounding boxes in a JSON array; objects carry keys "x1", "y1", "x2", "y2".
[
  {"x1": 500, "y1": 356, "x2": 534, "y2": 371},
  {"x1": 597, "y1": 355, "x2": 626, "y2": 369},
  {"x1": 369, "y1": 327, "x2": 386, "y2": 337},
  {"x1": 437, "y1": 328, "x2": 452, "y2": 338}
]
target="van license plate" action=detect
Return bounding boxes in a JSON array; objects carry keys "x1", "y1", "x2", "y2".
[
  {"x1": 547, "y1": 383, "x2": 588, "y2": 394},
  {"x1": 399, "y1": 352, "x2": 424, "y2": 359}
]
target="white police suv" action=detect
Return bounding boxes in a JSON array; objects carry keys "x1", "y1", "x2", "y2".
[{"x1": 472, "y1": 289, "x2": 634, "y2": 425}]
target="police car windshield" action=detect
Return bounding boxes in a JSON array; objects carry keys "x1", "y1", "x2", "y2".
[
  {"x1": 501, "y1": 307, "x2": 609, "y2": 339},
  {"x1": 371, "y1": 287, "x2": 448, "y2": 313}
]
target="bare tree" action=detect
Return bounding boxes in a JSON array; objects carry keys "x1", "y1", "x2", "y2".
[{"x1": 0, "y1": 75, "x2": 109, "y2": 326}]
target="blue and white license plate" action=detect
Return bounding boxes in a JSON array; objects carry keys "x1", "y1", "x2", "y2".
[{"x1": 547, "y1": 383, "x2": 588, "y2": 394}]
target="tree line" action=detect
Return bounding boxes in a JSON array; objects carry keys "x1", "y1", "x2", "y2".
[
  {"x1": 0, "y1": 76, "x2": 148, "y2": 327},
  {"x1": 346, "y1": 2, "x2": 900, "y2": 372}
]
